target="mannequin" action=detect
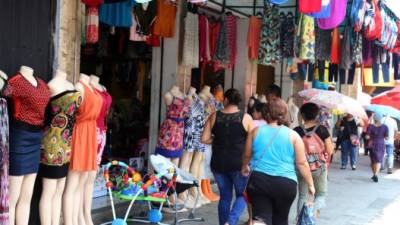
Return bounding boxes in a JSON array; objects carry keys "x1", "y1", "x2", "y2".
[
  {"x1": 259, "y1": 94, "x2": 267, "y2": 103},
  {"x1": 63, "y1": 73, "x2": 103, "y2": 225},
  {"x1": 7, "y1": 66, "x2": 50, "y2": 225},
  {"x1": 179, "y1": 87, "x2": 211, "y2": 207},
  {"x1": 0, "y1": 70, "x2": 7, "y2": 91},
  {"x1": 39, "y1": 70, "x2": 80, "y2": 225},
  {"x1": 155, "y1": 85, "x2": 188, "y2": 165}
]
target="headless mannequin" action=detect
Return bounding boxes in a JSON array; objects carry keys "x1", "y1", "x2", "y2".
[
  {"x1": 163, "y1": 85, "x2": 184, "y2": 165},
  {"x1": 199, "y1": 86, "x2": 213, "y2": 102},
  {"x1": 9, "y1": 66, "x2": 38, "y2": 225},
  {"x1": 39, "y1": 70, "x2": 75, "y2": 225},
  {"x1": 63, "y1": 74, "x2": 92, "y2": 225},
  {"x1": 259, "y1": 94, "x2": 267, "y2": 103},
  {"x1": 0, "y1": 70, "x2": 8, "y2": 91},
  {"x1": 179, "y1": 87, "x2": 210, "y2": 206}
]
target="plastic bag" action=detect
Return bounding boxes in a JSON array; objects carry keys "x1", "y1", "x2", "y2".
[{"x1": 297, "y1": 204, "x2": 316, "y2": 225}]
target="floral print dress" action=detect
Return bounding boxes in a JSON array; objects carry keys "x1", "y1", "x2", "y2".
[
  {"x1": 258, "y1": 3, "x2": 281, "y2": 66},
  {"x1": 155, "y1": 96, "x2": 190, "y2": 158},
  {"x1": 0, "y1": 98, "x2": 9, "y2": 225}
]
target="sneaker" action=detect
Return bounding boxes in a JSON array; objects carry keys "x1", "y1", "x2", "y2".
[
  {"x1": 372, "y1": 175, "x2": 378, "y2": 183},
  {"x1": 388, "y1": 168, "x2": 393, "y2": 174},
  {"x1": 341, "y1": 166, "x2": 346, "y2": 170},
  {"x1": 352, "y1": 166, "x2": 357, "y2": 170}
]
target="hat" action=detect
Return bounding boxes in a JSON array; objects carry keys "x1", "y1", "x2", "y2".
[{"x1": 373, "y1": 113, "x2": 383, "y2": 122}]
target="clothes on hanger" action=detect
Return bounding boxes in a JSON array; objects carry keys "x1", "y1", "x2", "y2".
[
  {"x1": 182, "y1": 12, "x2": 200, "y2": 68},
  {"x1": 153, "y1": 0, "x2": 178, "y2": 38},
  {"x1": 258, "y1": 4, "x2": 281, "y2": 65}
]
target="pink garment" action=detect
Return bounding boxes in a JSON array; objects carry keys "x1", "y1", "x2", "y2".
[
  {"x1": 253, "y1": 120, "x2": 267, "y2": 129},
  {"x1": 199, "y1": 15, "x2": 210, "y2": 64},
  {"x1": 86, "y1": 7, "x2": 99, "y2": 44},
  {"x1": 317, "y1": 0, "x2": 347, "y2": 30},
  {"x1": 130, "y1": 12, "x2": 147, "y2": 42},
  {"x1": 96, "y1": 90, "x2": 112, "y2": 163}
]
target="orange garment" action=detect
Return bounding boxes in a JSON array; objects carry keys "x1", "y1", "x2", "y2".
[
  {"x1": 247, "y1": 16, "x2": 262, "y2": 61},
  {"x1": 330, "y1": 27, "x2": 341, "y2": 64},
  {"x1": 153, "y1": 0, "x2": 177, "y2": 38},
  {"x1": 70, "y1": 82, "x2": 103, "y2": 171}
]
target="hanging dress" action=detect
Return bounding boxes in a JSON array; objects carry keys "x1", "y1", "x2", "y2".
[
  {"x1": 0, "y1": 97, "x2": 9, "y2": 225},
  {"x1": 247, "y1": 16, "x2": 263, "y2": 61},
  {"x1": 182, "y1": 12, "x2": 200, "y2": 68},
  {"x1": 184, "y1": 96, "x2": 206, "y2": 153},
  {"x1": 298, "y1": 14, "x2": 316, "y2": 63},
  {"x1": 70, "y1": 83, "x2": 103, "y2": 171},
  {"x1": 258, "y1": 3, "x2": 281, "y2": 65},
  {"x1": 95, "y1": 90, "x2": 112, "y2": 165},
  {"x1": 155, "y1": 96, "x2": 190, "y2": 158},
  {"x1": 153, "y1": 0, "x2": 178, "y2": 38},
  {"x1": 41, "y1": 91, "x2": 81, "y2": 179}
]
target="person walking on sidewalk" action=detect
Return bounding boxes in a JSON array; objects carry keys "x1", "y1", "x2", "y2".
[
  {"x1": 336, "y1": 114, "x2": 362, "y2": 170},
  {"x1": 294, "y1": 103, "x2": 334, "y2": 218},
  {"x1": 382, "y1": 115, "x2": 398, "y2": 174},
  {"x1": 201, "y1": 89, "x2": 253, "y2": 225},
  {"x1": 242, "y1": 98, "x2": 315, "y2": 225},
  {"x1": 366, "y1": 113, "x2": 388, "y2": 182}
]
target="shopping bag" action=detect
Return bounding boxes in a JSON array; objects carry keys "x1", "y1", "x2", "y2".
[{"x1": 297, "y1": 204, "x2": 316, "y2": 225}]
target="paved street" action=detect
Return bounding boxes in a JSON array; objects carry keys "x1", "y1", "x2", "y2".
[{"x1": 94, "y1": 151, "x2": 400, "y2": 225}]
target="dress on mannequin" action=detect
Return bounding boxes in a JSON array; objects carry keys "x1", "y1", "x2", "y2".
[
  {"x1": 41, "y1": 91, "x2": 81, "y2": 177},
  {"x1": 95, "y1": 90, "x2": 112, "y2": 164},
  {"x1": 0, "y1": 82, "x2": 9, "y2": 225},
  {"x1": 70, "y1": 82, "x2": 103, "y2": 171},
  {"x1": 155, "y1": 95, "x2": 190, "y2": 158},
  {"x1": 184, "y1": 95, "x2": 206, "y2": 153}
]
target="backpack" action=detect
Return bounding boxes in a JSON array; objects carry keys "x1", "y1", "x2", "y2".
[{"x1": 302, "y1": 125, "x2": 326, "y2": 171}]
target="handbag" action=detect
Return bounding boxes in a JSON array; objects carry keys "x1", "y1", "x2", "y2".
[{"x1": 243, "y1": 127, "x2": 282, "y2": 203}]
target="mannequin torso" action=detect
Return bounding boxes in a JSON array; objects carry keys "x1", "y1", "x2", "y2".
[
  {"x1": 187, "y1": 87, "x2": 197, "y2": 103},
  {"x1": 164, "y1": 85, "x2": 184, "y2": 105},
  {"x1": 47, "y1": 70, "x2": 75, "y2": 96},
  {"x1": 89, "y1": 75, "x2": 106, "y2": 92},
  {"x1": 76, "y1": 74, "x2": 92, "y2": 101},
  {"x1": 19, "y1": 66, "x2": 37, "y2": 87},
  {"x1": 0, "y1": 70, "x2": 8, "y2": 92}
]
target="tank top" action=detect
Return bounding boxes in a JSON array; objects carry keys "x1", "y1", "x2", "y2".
[
  {"x1": 251, "y1": 125, "x2": 297, "y2": 182},
  {"x1": 211, "y1": 111, "x2": 247, "y2": 173}
]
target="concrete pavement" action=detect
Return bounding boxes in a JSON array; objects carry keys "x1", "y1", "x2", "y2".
[{"x1": 94, "y1": 151, "x2": 400, "y2": 225}]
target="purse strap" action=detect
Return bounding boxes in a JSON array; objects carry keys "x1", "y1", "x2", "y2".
[{"x1": 244, "y1": 126, "x2": 282, "y2": 189}]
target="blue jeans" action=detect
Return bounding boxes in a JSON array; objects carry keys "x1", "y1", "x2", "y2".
[
  {"x1": 341, "y1": 140, "x2": 358, "y2": 168},
  {"x1": 213, "y1": 171, "x2": 247, "y2": 225},
  {"x1": 372, "y1": 63, "x2": 390, "y2": 83},
  {"x1": 382, "y1": 144, "x2": 394, "y2": 169}
]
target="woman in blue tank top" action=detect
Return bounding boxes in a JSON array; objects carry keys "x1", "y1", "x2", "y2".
[{"x1": 242, "y1": 98, "x2": 315, "y2": 225}]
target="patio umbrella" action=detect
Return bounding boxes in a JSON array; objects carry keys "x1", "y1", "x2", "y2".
[
  {"x1": 366, "y1": 104, "x2": 400, "y2": 120},
  {"x1": 357, "y1": 92, "x2": 372, "y2": 107},
  {"x1": 298, "y1": 88, "x2": 367, "y2": 119},
  {"x1": 371, "y1": 83, "x2": 400, "y2": 109}
]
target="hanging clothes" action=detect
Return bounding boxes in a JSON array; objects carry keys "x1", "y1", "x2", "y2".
[
  {"x1": 214, "y1": 15, "x2": 229, "y2": 63},
  {"x1": 247, "y1": 16, "x2": 262, "y2": 61},
  {"x1": 340, "y1": 26, "x2": 353, "y2": 70},
  {"x1": 134, "y1": 1, "x2": 157, "y2": 36},
  {"x1": 226, "y1": 14, "x2": 237, "y2": 69},
  {"x1": 130, "y1": 13, "x2": 147, "y2": 41},
  {"x1": 352, "y1": 31, "x2": 363, "y2": 65},
  {"x1": 99, "y1": 0, "x2": 136, "y2": 27},
  {"x1": 0, "y1": 98, "x2": 8, "y2": 225},
  {"x1": 308, "y1": 0, "x2": 331, "y2": 18},
  {"x1": 315, "y1": 27, "x2": 332, "y2": 61},
  {"x1": 297, "y1": 14, "x2": 315, "y2": 63},
  {"x1": 182, "y1": 12, "x2": 199, "y2": 68},
  {"x1": 209, "y1": 19, "x2": 221, "y2": 60},
  {"x1": 199, "y1": 15, "x2": 210, "y2": 64},
  {"x1": 299, "y1": 0, "x2": 322, "y2": 13},
  {"x1": 258, "y1": 4, "x2": 281, "y2": 66},
  {"x1": 317, "y1": 0, "x2": 347, "y2": 30},
  {"x1": 82, "y1": 0, "x2": 103, "y2": 6},
  {"x1": 331, "y1": 27, "x2": 341, "y2": 64},
  {"x1": 86, "y1": 7, "x2": 99, "y2": 44},
  {"x1": 153, "y1": 0, "x2": 178, "y2": 38},
  {"x1": 351, "y1": 0, "x2": 367, "y2": 32},
  {"x1": 282, "y1": 13, "x2": 295, "y2": 58}
]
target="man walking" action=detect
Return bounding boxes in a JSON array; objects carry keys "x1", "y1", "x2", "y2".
[{"x1": 382, "y1": 115, "x2": 398, "y2": 174}]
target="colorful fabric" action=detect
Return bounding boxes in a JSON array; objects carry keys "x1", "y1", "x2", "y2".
[
  {"x1": 298, "y1": 14, "x2": 316, "y2": 63},
  {"x1": 184, "y1": 96, "x2": 206, "y2": 153},
  {"x1": 308, "y1": 0, "x2": 331, "y2": 18},
  {"x1": 99, "y1": 0, "x2": 136, "y2": 27},
  {"x1": 134, "y1": 1, "x2": 157, "y2": 36},
  {"x1": 258, "y1": 4, "x2": 281, "y2": 65},
  {"x1": 199, "y1": 15, "x2": 210, "y2": 63},
  {"x1": 351, "y1": 0, "x2": 367, "y2": 32},
  {"x1": 86, "y1": 7, "x2": 99, "y2": 44},
  {"x1": 317, "y1": 0, "x2": 347, "y2": 30},
  {"x1": 247, "y1": 16, "x2": 262, "y2": 61},
  {"x1": 315, "y1": 27, "x2": 332, "y2": 61},
  {"x1": 182, "y1": 13, "x2": 199, "y2": 68},
  {"x1": 282, "y1": 13, "x2": 295, "y2": 58},
  {"x1": 96, "y1": 128, "x2": 106, "y2": 164},
  {"x1": 130, "y1": 13, "x2": 147, "y2": 41},
  {"x1": 0, "y1": 98, "x2": 9, "y2": 225},
  {"x1": 155, "y1": 97, "x2": 190, "y2": 158},
  {"x1": 153, "y1": 0, "x2": 177, "y2": 38},
  {"x1": 299, "y1": 0, "x2": 322, "y2": 13},
  {"x1": 352, "y1": 31, "x2": 363, "y2": 64},
  {"x1": 340, "y1": 26, "x2": 353, "y2": 70},
  {"x1": 41, "y1": 91, "x2": 81, "y2": 166},
  {"x1": 331, "y1": 27, "x2": 341, "y2": 64},
  {"x1": 3, "y1": 73, "x2": 50, "y2": 127}
]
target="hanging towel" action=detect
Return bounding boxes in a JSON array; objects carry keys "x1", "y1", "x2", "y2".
[
  {"x1": 317, "y1": 0, "x2": 347, "y2": 30},
  {"x1": 308, "y1": 0, "x2": 331, "y2": 19},
  {"x1": 299, "y1": 0, "x2": 322, "y2": 13}
]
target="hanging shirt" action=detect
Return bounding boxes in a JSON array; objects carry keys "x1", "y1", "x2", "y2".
[
  {"x1": 299, "y1": 0, "x2": 322, "y2": 13},
  {"x1": 308, "y1": 0, "x2": 331, "y2": 19},
  {"x1": 247, "y1": 16, "x2": 262, "y2": 61},
  {"x1": 298, "y1": 14, "x2": 315, "y2": 63},
  {"x1": 258, "y1": 4, "x2": 281, "y2": 66},
  {"x1": 86, "y1": 7, "x2": 99, "y2": 44},
  {"x1": 99, "y1": 0, "x2": 136, "y2": 27},
  {"x1": 331, "y1": 27, "x2": 341, "y2": 64},
  {"x1": 153, "y1": 0, "x2": 178, "y2": 38},
  {"x1": 134, "y1": 1, "x2": 157, "y2": 36}
]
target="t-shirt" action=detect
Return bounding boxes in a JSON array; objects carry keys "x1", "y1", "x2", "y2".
[
  {"x1": 383, "y1": 116, "x2": 398, "y2": 145},
  {"x1": 294, "y1": 125, "x2": 331, "y2": 141}
]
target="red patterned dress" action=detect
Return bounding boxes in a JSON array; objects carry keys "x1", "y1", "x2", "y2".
[{"x1": 155, "y1": 97, "x2": 190, "y2": 158}]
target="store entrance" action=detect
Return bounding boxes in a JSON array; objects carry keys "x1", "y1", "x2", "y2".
[
  {"x1": 257, "y1": 64, "x2": 275, "y2": 94},
  {"x1": 80, "y1": 24, "x2": 152, "y2": 167}
]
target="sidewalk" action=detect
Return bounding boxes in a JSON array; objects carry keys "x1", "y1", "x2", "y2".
[{"x1": 94, "y1": 151, "x2": 400, "y2": 225}]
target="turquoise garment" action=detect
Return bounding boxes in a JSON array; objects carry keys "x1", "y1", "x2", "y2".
[
  {"x1": 99, "y1": 0, "x2": 136, "y2": 27},
  {"x1": 251, "y1": 125, "x2": 297, "y2": 182}
]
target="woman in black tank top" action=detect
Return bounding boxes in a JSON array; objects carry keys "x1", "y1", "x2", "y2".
[{"x1": 201, "y1": 89, "x2": 253, "y2": 225}]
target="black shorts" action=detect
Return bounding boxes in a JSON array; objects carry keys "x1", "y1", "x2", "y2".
[
  {"x1": 39, "y1": 163, "x2": 69, "y2": 179},
  {"x1": 247, "y1": 171, "x2": 297, "y2": 225}
]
